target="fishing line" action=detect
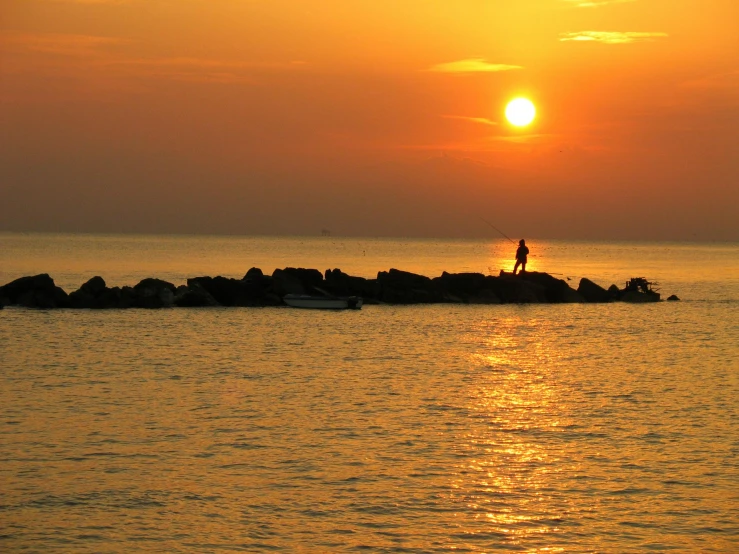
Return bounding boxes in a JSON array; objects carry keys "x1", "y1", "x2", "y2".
[{"x1": 478, "y1": 216, "x2": 516, "y2": 245}]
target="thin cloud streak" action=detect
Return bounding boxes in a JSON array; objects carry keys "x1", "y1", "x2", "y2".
[
  {"x1": 427, "y1": 58, "x2": 522, "y2": 73},
  {"x1": 487, "y1": 134, "x2": 558, "y2": 144},
  {"x1": 443, "y1": 115, "x2": 499, "y2": 126},
  {"x1": 1, "y1": 32, "x2": 309, "y2": 84},
  {"x1": 0, "y1": 31, "x2": 127, "y2": 57},
  {"x1": 560, "y1": 31, "x2": 668, "y2": 44},
  {"x1": 47, "y1": 0, "x2": 132, "y2": 3},
  {"x1": 562, "y1": 0, "x2": 635, "y2": 7},
  {"x1": 102, "y1": 57, "x2": 308, "y2": 84},
  {"x1": 681, "y1": 70, "x2": 739, "y2": 90}
]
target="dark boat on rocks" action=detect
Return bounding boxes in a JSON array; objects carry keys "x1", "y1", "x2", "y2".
[{"x1": 620, "y1": 277, "x2": 661, "y2": 303}]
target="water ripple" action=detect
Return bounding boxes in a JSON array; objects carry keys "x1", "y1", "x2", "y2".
[{"x1": 1, "y1": 301, "x2": 738, "y2": 552}]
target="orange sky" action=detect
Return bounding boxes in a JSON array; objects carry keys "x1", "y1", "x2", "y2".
[{"x1": 1, "y1": 0, "x2": 737, "y2": 240}]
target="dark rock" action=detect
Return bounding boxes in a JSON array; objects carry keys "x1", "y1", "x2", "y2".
[
  {"x1": 97, "y1": 287, "x2": 125, "y2": 309},
  {"x1": 285, "y1": 267, "x2": 323, "y2": 288},
  {"x1": 134, "y1": 288, "x2": 174, "y2": 309},
  {"x1": 0, "y1": 274, "x2": 70, "y2": 309},
  {"x1": 271, "y1": 269, "x2": 304, "y2": 296},
  {"x1": 467, "y1": 289, "x2": 501, "y2": 304},
  {"x1": 379, "y1": 268, "x2": 431, "y2": 289},
  {"x1": 243, "y1": 267, "x2": 264, "y2": 281},
  {"x1": 69, "y1": 289, "x2": 95, "y2": 309},
  {"x1": 133, "y1": 278, "x2": 176, "y2": 295},
  {"x1": 377, "y1": 268, "x2": 443, "y2": 304},
  {"x1": 324, "y1": 269, "x2": 379, "y2": 302},
  {"x1": 433, "y1": 272, "x2": 487, "y2": 295},
  {"x1": 519, "y1": 272, "x2": 584, "y2": 303},
  {"x1": 0, "y1": 270, "x2": 676, "y2": 309},
  {"x1": 431, "y1": 272, "x2": 502, "y2": 304},
  {"x1": 132, "y1": 278, "x2": 176, "y2": 308},
  {"x1": 187, "y1": 276, "x2": 278, "y2": 306},
  {"x1": 492, "y1": 272, "x2": 549, "y2": 303},
  {"x1": 242, "y1": 267, "x2": 275, "y2": 298},
  {"x1": 174, "y1": 284, "x2": 220, "y2": 307},
  {"x1": 70, "y1": 276, "x2": 115, "y2": 308},
  {"x1": 187, "y1": 276, "x2": 238, "y2": 305},
  {"x1": 578, "y1": 278, "x2": 612, "y2": 303},
  {"x1": 667, "y1": 294, "x2": 680, "y2": 301},
  {"x1": 20, "y1": 288, "x2": 69, "y2": 309},
  {"x1": 1, "y1": 274, "x2": 54, "y2": 302},
  {"x1": 262, "y1": 292, "x2": 283, "y2": 306},
  {"x1": 271, "y1": 268, "x2": 324, "y2": 297},
  {"x1": 80, "y1": 276, "x2": 107, "y2": 296},
  {"x1": 120, "y1": 287, "x2": 136, "y2": 308},
  {"x1": 70, "y1": 286, "x2": 123, "y2": 309}
]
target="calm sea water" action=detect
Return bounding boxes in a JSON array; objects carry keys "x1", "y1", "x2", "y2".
[{"x1": 1, "y1": 233, "x2": 738, "y2": 552}]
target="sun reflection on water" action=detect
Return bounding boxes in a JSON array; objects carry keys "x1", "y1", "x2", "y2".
[{"x1": 449, "y1": 316, "x2": 575, "y2": 548}]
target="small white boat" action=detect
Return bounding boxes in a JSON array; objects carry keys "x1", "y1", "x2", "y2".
[{"x1": 283, "y1": 294, "x2": 363, "y2": 310}]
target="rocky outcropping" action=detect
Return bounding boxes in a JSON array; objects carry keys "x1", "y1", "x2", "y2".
[
  {"x1": 0, "y1": 269, "x2": 674, "y2": 309},
  {"x1": 0, "y1": 274, "x2": 70, "y2": 309},
  {"x1": 185, "y1": 275, "x2": 281, "y2": 307},
  {"x1": 70, "y1": 276, "x2": 128, "y2": 309},
  {"x1": 577, "y1": 277, "x2": 614, "y2": 303},
  {"x1": 271, "y1": 268, "x2": 323, "y2": 297},
  {"x1": 66, "y1": 276, "x2": 178, "y2": 309},
  {"x1": 377, "y1": 269, "x2": 444, "y2": 304},
  {"x1": 432, "y1": 272, "x2": 498, "y2": 304},
  {"x1": 324, "y1": 268, "x2": 379, "y2": 302}
]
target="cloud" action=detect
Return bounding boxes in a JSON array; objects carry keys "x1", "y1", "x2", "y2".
[
  {"x1": 427, "y1": 58, "x2": 522, "y2": 73},
  {"x1": 682, "y1": 70, "x2": 739, "y2": 90},
  {"x1": 559, "y1": 31, "x2": 668, "y2": 44},
  {"x1": 443, "y1": 115, "x2": 498, "y2": 126},
  {"x1": 0, "y1": 31, "x2": 126, "y2": 57},
  {"x1": 562, "y1": 0, "x2": 636, "y2": 7},
  {"x1": 103, "y1": 57, "x2": 307, "y2": 83},
  {"x1": 47, "y1": 0, "x2": 132, "y2": 3},
  {"x1": 1, "y1": 32, "x2": 308, "y2": 85},
  {"x1": 486, "y1": 133, "x2": 559, "y2": 145}
]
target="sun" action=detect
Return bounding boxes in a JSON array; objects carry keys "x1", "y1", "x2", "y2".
[{"x1": 505, "y1": 98, "x2": 536, "y2": 127}]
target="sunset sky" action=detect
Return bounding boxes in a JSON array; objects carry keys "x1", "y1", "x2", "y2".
[{"x1": 1, "y1": 0, "x2": 737, "y2": 240}]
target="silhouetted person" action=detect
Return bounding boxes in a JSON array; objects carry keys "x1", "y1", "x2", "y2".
[{"x1": 513, "y1": 239, "x2": 529, "y2": 275}]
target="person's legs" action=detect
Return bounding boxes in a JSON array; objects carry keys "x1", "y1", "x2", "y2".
[
  {"x1": 521, "y1": 260, "x2": 526, "y2": 273},
  {"x1": 513, "y1": 260, "x2": 521, "y2": 275}
]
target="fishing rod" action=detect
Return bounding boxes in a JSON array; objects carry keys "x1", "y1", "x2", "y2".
[{"x1": 478, "y1": 216, "x2": 516, "y2": 245}]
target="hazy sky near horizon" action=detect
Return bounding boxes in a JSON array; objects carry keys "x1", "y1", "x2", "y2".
[{"x1": 1, "y1": 0, "x2": 738, "y2": 240}]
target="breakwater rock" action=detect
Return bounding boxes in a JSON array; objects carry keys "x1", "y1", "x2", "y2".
[{"x1": 0, "y1": 268, "x2": 671, "y2": 310}]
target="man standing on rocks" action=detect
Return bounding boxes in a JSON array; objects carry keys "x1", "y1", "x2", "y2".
[{"x1": 513, "y1": 239, "x2": 529, "y2": 275}]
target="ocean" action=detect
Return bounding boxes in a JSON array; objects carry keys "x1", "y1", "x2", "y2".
[{"x1": 1, "y1": 233, "x2": 738, "y2": 552}]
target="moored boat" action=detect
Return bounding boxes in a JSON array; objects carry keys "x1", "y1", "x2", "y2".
[{"x1": 621, "y1": 277, "x2": 660, "y2": 302}]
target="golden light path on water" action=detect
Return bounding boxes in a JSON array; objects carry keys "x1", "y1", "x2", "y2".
[
  {"x1": 2, "y1": 301, "x2": 738, "y2": 551},
  {"x1": 447, "y1": 310, "x2": 737, "y2": 552},
  {"x1": 451, "y1": 317, "x2": 569, "y2": 547},
  {"x1": 1, "y1": 234, "x2": 738, "y2": 551}
]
